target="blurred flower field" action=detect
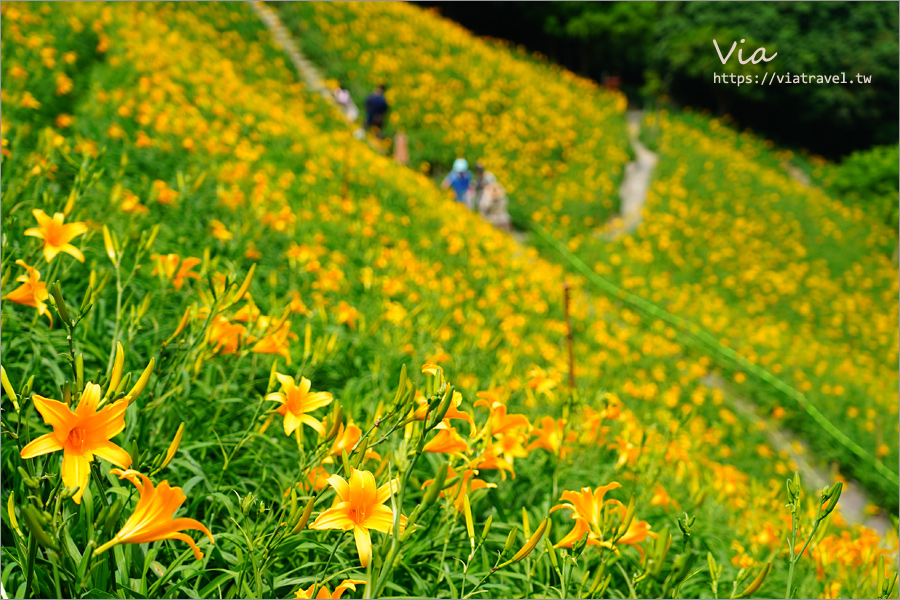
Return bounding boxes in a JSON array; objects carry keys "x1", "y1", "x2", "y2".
[{"x1": 1, "y1": 2, "x2": 897, "y2": 599}]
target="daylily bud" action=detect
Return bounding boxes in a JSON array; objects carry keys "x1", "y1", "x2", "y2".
[
  {"x1": 509, "y1": 517, "x2": 548, "y2": 564},
  {"x1": 735, "y1": 561, "x2": 772, "y2": 599},
  {"x1": 80, "y1": 286, "x2": 93, "y2": 315},
  {"x1": 102, "y1": 225, "x2": 117, "y2": 264},
  {"x1": 7, "y1": 494, "x2": 22, "y2": 536},
  {"x1": 22, "y1": 505, "x2": 58, "y2": 551},
  {"x1": 822, "y1": 481, "x2": 842, "y2": 517},
  {"x1": 266, "y1": 360, "x2": 279, "y2": 394},
  {"x1": 21, "y1": 375, "x2": 34, "y2": 398},
  {"x1": 427, "y1": 386, "x2": 454, "y2": 430},
  {"x1": 240, "y1": 492, "x2": 257, "y2": 516},
  {"x1": 168, "y1": 305, "x2": 193, "y2": 344},
  {"x1": 144, "y1": 224, "x2": 160, "y2": 252},
  {"x1": 616, "y1": 495, "x2": 637, "y2": 539},
  {"x1": 63, "y1": 381, "x2": 72, "y2": 406},
  {"x1": 422, "y1": 463, "x2": 448, "y2": 510},
  {"x1": 292, "y1": 495, "x2": 316, "y2": 534},
  {"x1": 125, "y1": 357, "x2": 154, "y2": 405},
  {"x1": 160, "y1": 423, "x2": 185, "y2": 471},
  {"x1": 107, "y1": 342, "x2": 125, "y2": 398},
  {"x1": 2, "y1": 366, "x2": 20, "y2": 411},
  {"x1": 231, "y1": 264, "x2": 256, "y2": 304},
  {"x1": 544, "y1": 537, "x2": 559, "y2": 569},
  {"x1": 341, "y1": 449, "x2": 352, "y2": 478},
  {"x1": 324, "y1": 404, "x2": 343, "y2": 443},
  {"x1": 115, "y1": 372, "x2": 132, "y2": 397},
  {"x1": 392, "y1": 364, "x2": 408, "y2": 408},
  {"x1": 503, "y1": 526, "x2": 519, "y2": 555},
  {"x1": 463, "y1": 494, "x2": 475, "y2": 549},
  {"x1": 75, "y1": 353, "x2": 84, "y2": 390},
  {"x1": 50, "y1": 281, "x2": 71, "y2": 325},
  {"x1": 522, "y1": 507, "x2": 531, "y2": 538},
  {"x1": 481, "y1": 515, "x2": 493, "y2": 541},
  {"x1": 17, "y1": 464, "x2": 36, "y2": 485}
]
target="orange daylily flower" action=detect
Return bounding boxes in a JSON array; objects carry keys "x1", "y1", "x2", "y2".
[
  {"x1": 551, "y1": 482, "x2": 651, "y2": 555},
  {"x1": 411, "y1": 390, "x2": 474, "y2": 434},
  {"x1": 210, "y1": 219, "x2": 233, "y2": 241},
  {"x1": 474, "y1": 399, "x2": 531, "y2": 438},
  {"x1": 2, "y1": 260, "x2": 51, "y2": 321},
  {"x1": 266, "y1": 374, "x2": 333, "y2": 436},
  {"x1": 19, "y1": 383, "x2": 130, "y2": 503},
  {"x1": 551, "y1": 483, "x2": 622, "y2": 548},
  {"x1": 96, "y1": 469, "x2": 214, "y2": 560},
  {"x1": 152, "y1": 179, "x2": 178, "y2": 205},
  {"x1": 295, "y1": 578, "x2": 367, "y2": 599},
  {"x1": 309, "y1": 468, "x2": 406, "y2": 567},
  {"x1": 24, "y1": 209, "x2": 88, "y2": 263},
  {"x1": 527, "y1": 416, "x2": 576, "y2": 458},
  {"x1": 470, "y1": 443, "x2": 516, "y2": 479},
  {"x1": 205, "y1": 315, "x2": 246, "y2": 355},
  {"x1": 151, "y1": 254, "x2": 202, "y2": 291},
  {"x1": 423, "y1": 426, "x2": 470, "y2": 454},
  {"x1": 250, "y1": 319, "x2": 297, "y2": 364},
  {"x1": 335, "y1": 301, "x2": 360, "y2": 330}
]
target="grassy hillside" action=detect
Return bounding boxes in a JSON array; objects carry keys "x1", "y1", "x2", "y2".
[
  {"x1": 1, "y1": 2, "x2": 896, "y2": 599},
  {"x1": 275, "y1": 1, "x2": 900, "y2": 509}
]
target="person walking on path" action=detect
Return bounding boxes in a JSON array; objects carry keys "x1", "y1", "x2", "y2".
[
  {"x1": 441, "y1": 158, "x2": 473, "y2": 206},
  {"x1": 472, "y1": 162, "x2": 511, "y2": 230},
  {"x1": 364, "y1": 84, "x2": 389, "y2": 136},
  {"x1": 333, "y1": 82, "x2": 359, "y2": 122}
]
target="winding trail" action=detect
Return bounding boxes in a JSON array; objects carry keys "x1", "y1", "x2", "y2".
[
  {"x1": 249, "y1": 2, "x2": 338, "y2": 106},
  {"x1": 604, "y1": 110, "x2": 658, "y2": 239},
  {"x1": 702, "y1": 375, "x2": 893, "y2": 539}
]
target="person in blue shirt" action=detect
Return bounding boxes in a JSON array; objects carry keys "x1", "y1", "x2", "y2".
[
  {"x1": 441, "y1": 158, "x2": 473, "y2": 207},
  {"x1": 364, "y1": 84, "x2": 389, "y2": 133}
]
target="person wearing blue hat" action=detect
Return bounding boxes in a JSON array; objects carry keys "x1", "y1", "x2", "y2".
[{"x1": 441, "y1": 158, "x2": 473, "y2": 207}]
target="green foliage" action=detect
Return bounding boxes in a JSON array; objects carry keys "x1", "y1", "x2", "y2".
[{"x1": 825, "y1": 144, "x2": 900, "y2": 226}]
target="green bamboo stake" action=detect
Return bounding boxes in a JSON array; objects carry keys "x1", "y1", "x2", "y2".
[{"x1": 535, "y1": 224, "x2": 899, "y2": 488}]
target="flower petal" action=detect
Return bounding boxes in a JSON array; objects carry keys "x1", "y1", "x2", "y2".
[
  {"x1": 32, "y1": 394, "x2": 76, "y2": 433},
  {"x1": 353, "y1": 525, "x2": 372, "y2": 567},
  {"x1": 91, "y1": 440, "x2": 132, "y2": 469},
  {"x1": 62, "y1": 451, "x2": 92, "y2": 503},
  {"x1": 20, "y1": 432, "x2": 64, "y2": 459}
]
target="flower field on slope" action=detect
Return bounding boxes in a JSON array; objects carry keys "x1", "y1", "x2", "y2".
[
  {"x1": 0, "y1": 2, "x2": 897, "y2": 600},
  {"x1": 275, "y1": 1, "x2": 900, "y2": 512},
  {"x1": 276, "y1": 1, "x2": 632, "y2": 237}
]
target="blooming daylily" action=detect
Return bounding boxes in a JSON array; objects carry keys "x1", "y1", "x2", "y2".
[
  {"x1": 423, "y1": 426, "x2": 470, "y2": 454},
  {"x1": 266, "y1": 374, "x2": 333, "y2": 436},
  {"x1": 250, "y1": 319, "x2": 297, "y2": 364},
  {"x1": 294, "y1": 578, "x2": 367, "y2": 599},
  {"x1": 551, "y1": 482, "x2": 652, "y2": 555},
  {"x1": 151, "y1": 254, "x2": 202, "y2": 291},
  {"x1": 19, "y1": 383, "x2": 131, "y2": 503},
  {"x1": 2, "y1": 260, "x2": 51, "y2": 321},
  {"x1": 474, "y1": 399, "x2": 531, "y2": 439},
  {"x1": 309, "y1": 468, "x2": 406, "y2": 567},
  {"x1": 527, "y1": 416, "x2": 576, "y2": 459},
  {"x1": 96, "y1": 469, "x2": 214, "y2": 560},
  {"x1": 24, "y1": 209, "x2": 88, "y2": 263},
  {"x1": 411, "y1": 390, "x2": 474, "y2": 434}
]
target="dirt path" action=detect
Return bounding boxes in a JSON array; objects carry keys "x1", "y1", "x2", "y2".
[
  {"x1": 702, "y1": 374, "x2": 893, "y2": 539},
  {"x1": 603, "y1": 110, "x2": 658, "y2": 239},
  {"x1": 249, "y1": 2, "x2": 331, "y2": 97}
]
